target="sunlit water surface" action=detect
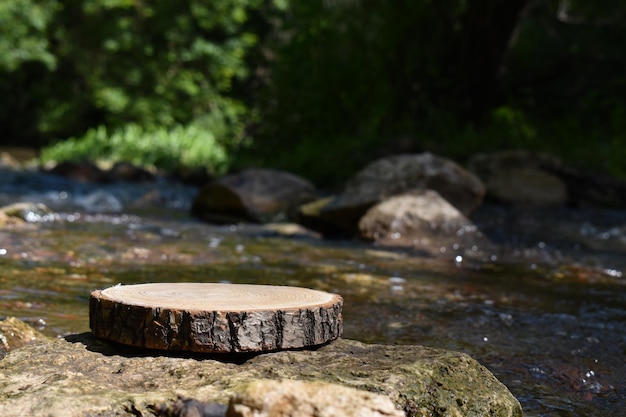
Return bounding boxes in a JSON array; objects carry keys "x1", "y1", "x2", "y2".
[{"x1": 1, "y1": 168, "x2": 625, "y2": 417}]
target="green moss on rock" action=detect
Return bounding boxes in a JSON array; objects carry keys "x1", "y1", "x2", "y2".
[{"x1": 0, "y1": 321, "x2": 522, "y2": 417}]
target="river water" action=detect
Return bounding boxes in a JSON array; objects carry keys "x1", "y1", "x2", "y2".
[{"x1": 0, "y1": 167, "x2": 625, "y2": 417}]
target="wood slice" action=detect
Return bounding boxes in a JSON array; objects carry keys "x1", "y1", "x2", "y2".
[{"x1": 89, "y1": 283, "x2": 343, "y2": 353}]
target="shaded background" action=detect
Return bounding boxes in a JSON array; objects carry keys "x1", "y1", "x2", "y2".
[{"x1": 2, "y1": 0, "x2": 625, "y2": 185}]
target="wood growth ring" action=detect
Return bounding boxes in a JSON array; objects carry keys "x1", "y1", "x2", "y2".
[{"x1": 89, "y1": 283, "x2": 343, "y2": 353}]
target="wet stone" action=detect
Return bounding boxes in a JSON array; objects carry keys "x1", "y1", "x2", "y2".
[
  {"x1": 0, "y1": 317, "x2": 48, "y2": 358},
  {"x1": 0, "y1": 320, "x2": 522, "y2": 417}
]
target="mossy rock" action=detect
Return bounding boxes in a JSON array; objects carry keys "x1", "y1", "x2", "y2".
[{"x1": 0, "y1": 320, "x2": 522, "y2": 417}]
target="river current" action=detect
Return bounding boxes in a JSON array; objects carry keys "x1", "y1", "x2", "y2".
[{"x1": 0, "y1": 166, "x2": 625, "y2": 417}]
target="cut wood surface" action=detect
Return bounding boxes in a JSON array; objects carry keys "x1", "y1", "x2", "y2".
[{"x1": 90, "y1": 283, "x2": 343, "y2": 353}]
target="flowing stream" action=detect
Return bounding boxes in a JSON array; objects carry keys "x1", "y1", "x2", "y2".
[{"x1": 1, "y1": 167, "x2": 625, "y2": 417}]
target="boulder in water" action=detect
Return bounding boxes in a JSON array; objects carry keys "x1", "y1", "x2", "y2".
[
  {"x1": 358, "y1": 190, "x2": 494, "y2": 258},
  {"x1": 319, "y1": 153, "x2": 485, "y2": 234},
  {"x1": 192, "y1": 168, "x2": 317, "y2": 223},
  {"x1": 467, "y1": 151, "x2": 568, "y2": 206},
  {"x1": 0, "y1": 319, "x2": 522, "y2": 417}
]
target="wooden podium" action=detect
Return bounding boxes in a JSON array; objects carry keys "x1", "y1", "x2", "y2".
[{"x1": 90, "y1": 283, "x2": 343, "y2": 353}]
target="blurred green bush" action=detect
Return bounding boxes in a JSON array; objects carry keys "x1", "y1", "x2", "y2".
[
  {"x1": 3, "y1": 0, "x2": 626, "y2": 182},
  {"x1": 2, "y1": 0, "x2": 269, "y2": 174}
]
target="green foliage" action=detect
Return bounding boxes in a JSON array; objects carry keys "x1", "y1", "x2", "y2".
[
  {"x1": 407, "y1": 105, "x2": 538, "y2": 163},
  {"x1": 243, "y1": 0, "x2": 626, "y2": 184},
  {"x1": 44, "y1": 0, "x2": 260, "y2": 136},
  {"x1": 0, "y1": 0, "x2": 58, "y2": 71},
  {"x1": 5, "y1": 0, "x2": 626, "y2": 185},
  {"x1": 1, "y1": 0, "x2": 264, "y2": 154},
  {"x1": 246, "y1": 0, "x2": 525, "y2": 183},
  {"x1": 40, "y1": 122, "x2": 231, "y2": 174},
  {"x1": 261, "y1": 0, "x2": 453, "y2": 139}
]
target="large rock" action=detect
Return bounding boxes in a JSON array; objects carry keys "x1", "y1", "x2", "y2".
[
  {"x1": 468, "y1": 150, "x2": 626, "y2": 208},
  {"x1": 467, "y1": 151, "x2": 568, "y2": 206},
  {"x1": 0, "y1": 320, "x2": 522, "y2": 417},
  {"x1": 483, "y1": 167, "x2": 567, "y2": 207},
  {"x1": 359, "y1": 190, "x2": 471, "y2": 241},
  {"x1": 358, "y1": 190, "x2": 494, "y2": 259},
  {"x1": 319, "y1": 153, "x2": 485, "y2": 234},
  {"x1": 192, "y1": 168, "x2": 317, "y2": 223}
]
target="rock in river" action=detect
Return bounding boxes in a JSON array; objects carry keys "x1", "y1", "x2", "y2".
[
  {"x1": 192, "y1": 168, "x2": 317, "y2": 223},
  {"x1": 357, "y1": 190, "x2": 494, "y2": 258},
  {"x1": 467, "y1": 151, "x2": 568, "y2": 207},
  {"x1": 0, "y1": 319, "x2": 522, "y2": 417},
  {"x1": 319, "y1": 153, "x2": 485, "y2": 234},
  {"x1": 359, "y1": 190, "x2": 473, "y2": 242}
]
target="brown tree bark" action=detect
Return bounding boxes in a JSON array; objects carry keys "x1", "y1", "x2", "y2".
[{"x1": 90, "y1": 283, "x2": 343, "y2": 353}]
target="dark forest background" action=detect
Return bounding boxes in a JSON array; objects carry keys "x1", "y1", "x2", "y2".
[{"x1": 2, "y1": 0, "x2": 625, "y2": 185}]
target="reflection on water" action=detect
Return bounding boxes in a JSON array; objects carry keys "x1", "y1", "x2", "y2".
[{"x1": 1, "y1": 169, "x2": 626, "y2": 416}]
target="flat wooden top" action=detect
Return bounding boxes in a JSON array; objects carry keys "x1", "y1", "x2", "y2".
[{"x1": 97, "y1": 283, "x2": 341, "y2": 312}]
